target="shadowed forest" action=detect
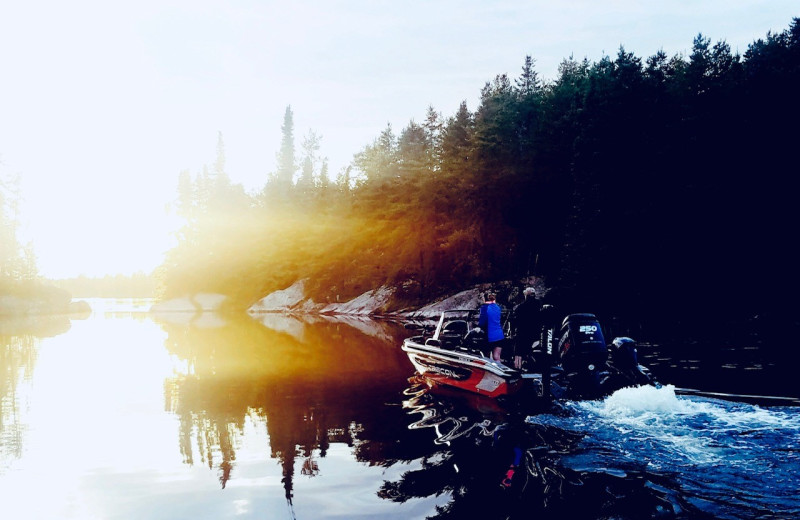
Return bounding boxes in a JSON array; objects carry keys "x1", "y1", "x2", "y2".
[{"x1": 156, "y1": 19, "x2": 799, "y2": 332}]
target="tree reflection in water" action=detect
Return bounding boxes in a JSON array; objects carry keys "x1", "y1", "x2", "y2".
[
  {"x1": 386, "y1": 379, "x2": 683, "y2": 520},
  {"x1": 154, "y1": 310, "x2": 689, "y2": 519},
  {"x1": 0, "y1": 315, "x2": 71, "y2": 470},
  {"x1": 159, "y1": 313, "x2": 415, "y2": 503}
]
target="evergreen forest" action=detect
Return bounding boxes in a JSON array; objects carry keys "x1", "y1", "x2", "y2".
[
  {"x1": 158, "y1": 19, "x2": 800, "y2": 334},
  {"x1": 0, "y1": 174, "x2": 39, "y2": 296}
]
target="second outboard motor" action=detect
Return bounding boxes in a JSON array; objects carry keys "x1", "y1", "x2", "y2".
[
  {"x1": 558, "y1": 313, "x2": 609, "y2": 373},
  {"x1": 609, "y1": 337, "x2": 638, "y2": 369},
  {"x1": 608, "y1": 336, "x2": 659, "y2": 388}
]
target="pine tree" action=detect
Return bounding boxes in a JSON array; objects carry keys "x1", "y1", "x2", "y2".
[
  {"x1": 423, "y1": 105, "x2": 443, "y2": 170},
  {"x1": 214, "y1": 131, "x2": 228, "y2": 182},
  {"x1": 276, "y1": 106, "x2": 297, "y2": 192},
  {"x1": 353, "y1": 123, "x2": 397, "y2": 183},
  {"x1": 298, "y1": 130, "x2": 320, "y2": 188},
  {"x1": 440, "y1": 101, "x2": 473, "y2": 169},
  {"x1": 516, "y1": 55, "x2": 541, "y2": 96},
  {"x1": 0, "y1": 173, "x2": 38, "y2": 282}
]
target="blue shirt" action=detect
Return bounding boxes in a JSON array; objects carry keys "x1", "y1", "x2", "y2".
[{"x1": 478, "y1": 302, "x2": 504, "y2": 343}]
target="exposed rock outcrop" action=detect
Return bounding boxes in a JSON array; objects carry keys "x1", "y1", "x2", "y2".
[
  {"x1": 245, "y1": 276, "x2": 547, "y2": 318},
  {"x1": 320, "y1": 285, "x2": 395, "y2": 315},
  {"x1": 248, "y1": 280, "x2": 308, "y2": 313},
  {"x1": 248, "y1": 280, "x2": 396, "y2": 316},
  {"x1": 401, "y1": 288, "x2": 485, "y2": 319}
]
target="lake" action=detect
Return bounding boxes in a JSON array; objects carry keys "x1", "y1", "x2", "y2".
[{"x1": 1, "y1": 299, "x2": 798, "y2": 519}]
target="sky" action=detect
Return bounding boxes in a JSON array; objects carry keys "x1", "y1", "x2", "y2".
[{"x1": 0, "y1": 1, "x2": 797, "y2": 279}]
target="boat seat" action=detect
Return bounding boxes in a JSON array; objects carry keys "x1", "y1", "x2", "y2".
[
  {"x1": 438, "y1": 320, "x2": 469, "y2": 350},
  {"x1": 439, "y1": 335, "x2": 461, "y2": 349},
  {"x1": 439, "y1": 320, "x2": 469, "y2": 339},
  {"x1": 442, "y1": 320, "x2": 469, "y2": 336}
]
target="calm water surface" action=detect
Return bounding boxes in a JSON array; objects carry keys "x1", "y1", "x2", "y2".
[{"x1": 1, "y1": 299, "x2": 798, "y2": 519}]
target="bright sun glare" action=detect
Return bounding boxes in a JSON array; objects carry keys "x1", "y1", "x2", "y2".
[
  {"x1": 3, "y1": 2, "x2": 797, "y2": 281},
  {"x1": 19, "y1": 179, "x2": 182, "y2": 279}
]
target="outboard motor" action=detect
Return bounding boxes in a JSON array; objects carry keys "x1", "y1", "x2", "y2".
[
  {"x1": 608, "y1": 336, "x2": 659, "y2": 387},
  {"x1": 609, "y1": 337, "x2": 638, "y2": 370},
  {"x1": 557, "y1": 314, "x2": 611, "y2": 398},
  {"x1": 558, "y1": 314, "x2": 608, "y2": 373}
]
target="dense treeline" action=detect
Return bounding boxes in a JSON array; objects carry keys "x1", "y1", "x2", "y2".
[
  {"x1": 0, "y1": 172, "x2": 39, "y2": 294},
  {"x1": 159, "y1": 19, "x2": 800, "y2": 328}
]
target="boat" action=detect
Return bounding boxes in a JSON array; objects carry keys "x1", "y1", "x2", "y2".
[
  {"x1": 401, "y1": 310, "x2": 527, "y2": 397},
  {"x1": 401, "y1": 307, "x2": 657, "y2": 401}
]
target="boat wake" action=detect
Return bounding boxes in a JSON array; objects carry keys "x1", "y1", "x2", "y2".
[{"x1": 527, "y1": 385, "x2": 800, "y2": 518}]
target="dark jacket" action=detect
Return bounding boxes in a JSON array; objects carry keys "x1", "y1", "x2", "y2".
[{"x1": 511, "y1": 297, "x2": 541, "y2": 351}]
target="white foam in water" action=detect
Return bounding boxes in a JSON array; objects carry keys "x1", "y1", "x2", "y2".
[
  {"x1": 578, "y1": 384, "x2": 715, "y2": 431},
  {"x1": 525, "y1": 385, "x2": 800, "y2": 518},
  {"x1": 566, "y1": 384, "x2": 800, "y2": 467},
  {"x1": 599, "y1": 384, "x2": 683, "y2": 415},
  {"x1": 590, "y1": 385, "x2": 799, "y2": 430}
]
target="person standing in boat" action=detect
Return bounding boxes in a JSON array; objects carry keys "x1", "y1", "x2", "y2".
[
  {"x1": 478, "y1": 292, "x2": 505, "y2": 362},
  {"x1": 510, "y1": 287, "x2": 541, "y2": 369}
]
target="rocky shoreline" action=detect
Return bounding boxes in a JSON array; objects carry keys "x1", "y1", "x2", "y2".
[
  {"x1": 149, "y1": 276, "x2": 547, "y2": 320},
  {"x1": 0, "y1": 276, "x2": 545, "y2": 321}
]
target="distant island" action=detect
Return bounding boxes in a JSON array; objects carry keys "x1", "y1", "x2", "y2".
[
  {"x1": 0, "y1": 274, "x2": 153, "y2": 316},
  {"x1": 0, "y1": 281, "x2": 90, "y2": 316}
]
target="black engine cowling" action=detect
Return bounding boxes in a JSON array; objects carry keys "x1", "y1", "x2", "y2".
[
  {"x1": 608, "y1": 336, "x2": 658, "y2": 387},
  {"x1": 557, "y1": 313, "x2": 608, "y2": 374},
  {"x1": 609, "y1": 336, "x2": 638, "y2": 369}
]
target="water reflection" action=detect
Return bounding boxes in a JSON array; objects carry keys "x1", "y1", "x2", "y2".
[
  {"x1": 0, "y1": 314, "x2": 73, "y2": 471},
  {"x1": 4, "y1": 304, "x2": 795, "y2": 519},
  {"x1": 0, "y1": 313, "x2": 72, "y2": 338},
  {"x1": 2, "y1": 307, "x2": 447, "y2": 518},
  {"x1": 391, "y1": 381, "x2": 689, "y2": 520},
  {"x1": 636, "y1": 311, "x2": 798, "y2": 399},
  {"x1": 158, "y1": 312, "x2": 414, "y2": 503},
  {"x1": 1, "y1": 334, "x2": 35, "y2": 467}
]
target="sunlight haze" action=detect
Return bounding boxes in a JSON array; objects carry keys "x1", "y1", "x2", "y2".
[{"x1": 1, "y1": 0, "x2": 796, "y2": 278}]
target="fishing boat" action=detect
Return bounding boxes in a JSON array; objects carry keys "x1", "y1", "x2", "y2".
[
  {"x1": 401, "y1": 308, "x2": 657, "y2": 401},
  {"x1": 401, "y1": 310, "x2": 527, "y2": 397}
]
